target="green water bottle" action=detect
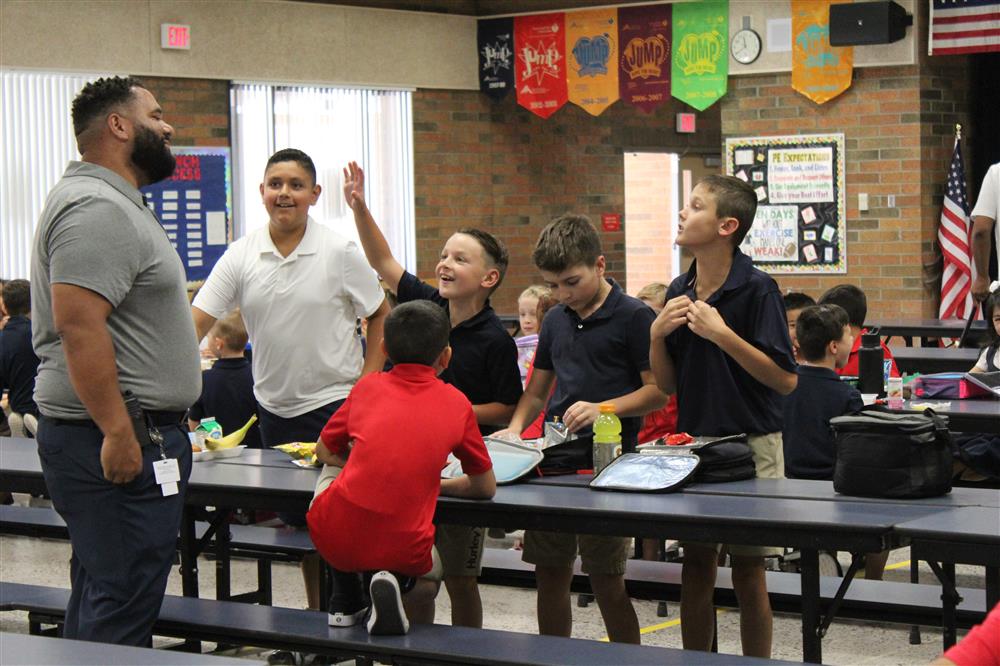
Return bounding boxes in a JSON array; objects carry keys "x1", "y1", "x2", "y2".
[{"x1": 592, "y1": 403, "x2": 622, "y2": 474}]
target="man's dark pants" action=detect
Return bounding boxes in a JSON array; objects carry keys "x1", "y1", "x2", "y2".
[{"x1": 36, "y1": 417, "x2": 191, "y2": 646}]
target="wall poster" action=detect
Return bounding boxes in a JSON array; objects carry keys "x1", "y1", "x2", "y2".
[{"x1": 725, "y1": 133, "x2": 846, "y2": 273}]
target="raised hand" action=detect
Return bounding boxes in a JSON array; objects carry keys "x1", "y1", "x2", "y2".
[{"x1": 342, "y1": 161, "x2": 366, "y2": 210}]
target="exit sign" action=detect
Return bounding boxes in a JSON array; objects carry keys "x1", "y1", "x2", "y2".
[
  {"x1": 161, "y1": 24, "x2": 191, "y2": 50},
  {"x1": 676, "y1": 112, "x2": 696, "y2": 134}
]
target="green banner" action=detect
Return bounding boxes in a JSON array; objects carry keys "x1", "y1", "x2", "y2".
[{"x1": 671, "y1": 0, "x2": 728, "y2": 111}]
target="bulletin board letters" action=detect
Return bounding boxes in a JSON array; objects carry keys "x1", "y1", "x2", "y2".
[{"x1": 725, "y1": 133, "x2": 846, "y2": 273}]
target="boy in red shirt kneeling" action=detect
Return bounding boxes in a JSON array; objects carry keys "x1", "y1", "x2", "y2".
[{"x1": 307, "y1": 301, "x2": 497, "y2": 635}]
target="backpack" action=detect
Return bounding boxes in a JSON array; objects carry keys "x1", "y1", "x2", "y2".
[{"x1": 692, "y1": 439, "x2": 757, "y2": 483}]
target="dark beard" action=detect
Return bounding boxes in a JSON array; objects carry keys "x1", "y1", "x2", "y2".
[{"x1": 131, "y1": 125, "x2": 176, "y2": 185}]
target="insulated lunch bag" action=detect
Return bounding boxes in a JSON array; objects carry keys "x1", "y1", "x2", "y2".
[{"x1": 829, "y1": 408, "x2": 954, "y2": 498}]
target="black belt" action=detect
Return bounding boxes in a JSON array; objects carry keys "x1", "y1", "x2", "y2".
[{"x1": 45, "y1": 411, "x2": 186, "y2": 429}]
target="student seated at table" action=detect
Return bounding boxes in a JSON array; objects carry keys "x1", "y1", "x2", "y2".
[
  {"x1": 783, "y1": 291, "x2": 815, "y2": 363},
  {"x1": 495, "y1": 214, "x2": 666, "y2": 645},
  {"x1": 970, "y1": 291, "x2": 999, "y2": 374},
  {"x1": 0, "y1": 279, "x2": 41, "y2": 430},
  {"x1": 782, "y1": 304, "x2": 862, "y2": 479},
  {"x1": 783, "y1": 303, "x2": 890, "y2": 579},
  {"x1": 306, "y1": 301, "x2": 496, "y2": 635},
  {"x1": 818, "y1": 284, "x2": 899, "y2": 379},
  {"x1": 187, "y1": 309, "x2": 260, "y2": 449},
  {"x1": 649, "y1": 175, "x2": 797, "y2": 658},
  {"x1": 931, "y1": 600, "x2": 1000, "y2": 666}
]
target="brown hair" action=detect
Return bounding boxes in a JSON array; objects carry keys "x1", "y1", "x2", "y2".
[
  {"x1": 210, "y1": 310, "x2": 249, "y2": 353},
  {"x1": 532, "y1": 214, "x2": 602, "y2": 272},
  {"x1": 697, "y1": 174, "x2": 757, "y2": 247}
]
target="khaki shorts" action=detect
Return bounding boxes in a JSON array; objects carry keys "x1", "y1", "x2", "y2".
[
  {"x1": 685, "y1": 432, "x2": 785, "y2": 558},
  {"x1": 436, "y1": 524, "x2": 484, "y2": 577},
  {"x1": 522, "y1": 531, "x2": 632, "y2": 576}
]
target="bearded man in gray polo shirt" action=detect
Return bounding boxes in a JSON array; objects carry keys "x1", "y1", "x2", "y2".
[{"x1": 30, "y1": 76, "x2": 200, "y2": 646}]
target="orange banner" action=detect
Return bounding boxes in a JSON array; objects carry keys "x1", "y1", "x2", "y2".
[
  {"x1": 565, "y1": 9, "x2": 619, "y2": 116},
  {"x1": 791, "y1": 0, "x2": 853, "y2": 104}
]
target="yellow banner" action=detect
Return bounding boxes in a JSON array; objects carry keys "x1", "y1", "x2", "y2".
[
  {"x1": 565, "y1": 8, "x2": 619, "y2": 115},
  {"x1": 791, "y1": 0, "x2": 853, "y2": 104}
]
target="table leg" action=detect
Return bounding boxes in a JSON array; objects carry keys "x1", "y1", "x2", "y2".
[
  {"x1": 179, "y1": 504, "x2": 199, "y2": 598},
  {"x1": 986, "y1": 566, "x2": 998, "y2": 612},
  {"x1": 800, "y1": 548, "x2": 822, "y2": 664}
]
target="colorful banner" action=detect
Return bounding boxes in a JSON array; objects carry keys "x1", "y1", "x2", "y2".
[
  {"x1": 515, "y1": 13, "x2": 568, "y2": 118},
  {"x1": 565, "y1": 9, "x2": 619, "y2": 116},
  {"x1": 671, "y1": 0, "x2": 728, "y2": 111},
  {"x1": 478, "y1": 18, "x2": 515, "y2": 100},
  {"x1": 617, "y1": 4, "x2": 671, "y2": 113},
  {"x1": 791, "y1": 0, "x2": 854, "y2": 104}
]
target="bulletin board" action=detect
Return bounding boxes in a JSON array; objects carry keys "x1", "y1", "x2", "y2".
[
  {"x1": 724, "y1": 133, "x2": 846, "y2": 274},
  {"x1": 141, "y1": 147, "x2": 232, "y2": 284}
]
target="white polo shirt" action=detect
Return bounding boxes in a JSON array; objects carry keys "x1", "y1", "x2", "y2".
[
  {"x1": 971, "y1": 162, "x2": 1000, "y2": 278},
  {"x1": 194, "y1": 218, "x2": 384, "y2": 418}
]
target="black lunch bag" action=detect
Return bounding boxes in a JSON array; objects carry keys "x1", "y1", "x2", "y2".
[
  {"x1": 829, "y1": 408, "x2": 954, "y2": 499},
  {"x1": 693, "y1": 439, "x2": 756, "y2": 483}
]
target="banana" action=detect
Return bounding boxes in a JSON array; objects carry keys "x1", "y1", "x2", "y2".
[{"x1": 204, "y1": 415, "x2": 258, "y2": 451}]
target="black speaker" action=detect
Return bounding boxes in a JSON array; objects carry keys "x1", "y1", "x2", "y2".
[{"x1": 829, "y1": 1, "x2": 912, "y2": 46}]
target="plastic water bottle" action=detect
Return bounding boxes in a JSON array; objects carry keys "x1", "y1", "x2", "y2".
[{"x1": 592, "y1": 403, "x2": 622, "y2": 474}]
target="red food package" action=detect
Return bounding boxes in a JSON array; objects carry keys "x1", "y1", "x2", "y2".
[{"x1": 665, "y1": 433, "x2": 694, "y2": 446}]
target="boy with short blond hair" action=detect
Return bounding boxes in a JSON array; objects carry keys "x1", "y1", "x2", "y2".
[
  {"x1": 496, "y1": 213, "x2": 666, "y2": 644},
  {"x1": 650, "y1": 174, "x2": 797, "y2": 658},
  {"x1": 342, "y1": 161, "x2": 521, "y2": 629},
  {"x1": 187, "y1": 309, "x2": 260, "y2": 449}
]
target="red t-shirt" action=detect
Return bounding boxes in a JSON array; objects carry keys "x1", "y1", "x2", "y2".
[
  {"x1": 307, "y1": 364, "x2": 492, "y2": 577},
  {"x1": 836, "y1": 328, "x2": 900, "y2": 379},
  {"x1": 638, "y1": 395, "x2": 678, "y2": 443},
  {"x1": 943, "y1": 601, "x2": 1000, "y2": 665}
]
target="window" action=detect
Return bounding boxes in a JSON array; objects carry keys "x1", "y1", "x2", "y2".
[
  {"x1": 1, "y1": 71, "x2": 100, "y2": 279},
  {"x1": 230, "y1": 84, "x2": 415, "y2": 271}
]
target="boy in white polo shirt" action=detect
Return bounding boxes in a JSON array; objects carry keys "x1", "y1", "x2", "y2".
[{"x1": 192, "y1": 149, "x2": 389, "y2": 609}]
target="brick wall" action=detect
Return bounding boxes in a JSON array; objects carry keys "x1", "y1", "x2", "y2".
[
  {"x1": 412, "y1": 92, "x2": 722, "y2": 314},
  {"x1": 142, "y1": 76, "x2": 230, "y2": 148},
  {"x1": 719, "y1": 3, "x2": 972, "y2": 319}
]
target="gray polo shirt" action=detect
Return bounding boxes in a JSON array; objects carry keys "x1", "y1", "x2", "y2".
[{"x1": 31, "y1": 161, "x2": 201, "y2": 419}]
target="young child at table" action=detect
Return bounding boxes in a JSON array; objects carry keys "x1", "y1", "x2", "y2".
[
  {"x1": 515, "y1": 285, "x2": 550, "y2": 385},
  {"x1": 970, "y1": 291, "x2": 999, "y2": 374},
  {"x1": 636, "y1": 282, "x2": 678, "y2": 444},
  {"x1": 818, "y1": 284, "x2": 899, "y2": 379},
  {"x1": 520, "y1": 290, "x2": 558, "y2": 440},
  {"x1": 307, "y1": 300, "x2": 496, "y2": 635},
  {"x1": 342, "y1": 161, "x2": 521, "y2": 629},
  {"x1": 187, "y1": 309, "x2": 261, "y2": 449},
  {"x1": 649, "y1": 174, "x2": 797, "y2": 658},
  {"x1": 495, "y1": 214, "x2": 666, "y2": 644},
  {"x1": 782, "y1": 303, "x2": 889, "y2": 579},
  {"x1": 783, "y1": 291, "x2": 816, "y2": 363}
]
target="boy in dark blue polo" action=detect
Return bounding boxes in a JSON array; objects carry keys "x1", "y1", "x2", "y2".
[
  {"x1": 650, "y1": 175, "x2": 797, "y2": 658},
  {"x1": 342, "y1": 161, "x2": 521, "y2": 629},
  {"x1": 0, "y1": 280, "x2": 41, "y2": 429},
  {"x1": 187, "y1": 310, "x2": 261, "y2": 449},
  {"x1": 496, "y1": 214, "x2": 666, "y2": 644},
  {"x1": 782, "y1": 304, "x2": 861, "y2": 480}
]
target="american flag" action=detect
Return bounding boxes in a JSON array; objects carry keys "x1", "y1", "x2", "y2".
[
  {"x1": 930, "y1": 0, "x2": 1000, "y2": 55},
  {"x1": 938, "y1": 135, "x2": 974, "y2": 320}
]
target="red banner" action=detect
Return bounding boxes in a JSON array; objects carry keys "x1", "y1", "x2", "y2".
[
  {"x1": 617, "y1": 4, "x2": 672, "y2": 113},
  {"x1": 515, "y1": 13, "x2": 568, "y2": 118}
]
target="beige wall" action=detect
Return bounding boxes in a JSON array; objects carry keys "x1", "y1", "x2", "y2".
[{"x1": 0, "y1": 0, "x2": 478, "y2": 89}]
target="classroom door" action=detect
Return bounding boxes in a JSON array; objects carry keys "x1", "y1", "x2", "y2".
[{"x1": 623, "y1": 152, "x2": 679, "y2": 295}]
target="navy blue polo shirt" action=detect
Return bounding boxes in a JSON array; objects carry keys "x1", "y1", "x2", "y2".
[
  {"x1": 188, "y1": 357, "x2": 262, "y2": 449},
  {"x1": 665, "y1": 249, "x2": 796, "y2": 437},
  {"x1": 0, "y1": 316, "x2": 40, "y2": 417},
  {"x1": 533, "y1": 280, "x2": 655, "y2": 449},
  {"x1": 782, "y1": 365, "x2": 863, "y2": 480},
  {"x1": 397, "y1": 272, "x2": 522, "y2": 436}
]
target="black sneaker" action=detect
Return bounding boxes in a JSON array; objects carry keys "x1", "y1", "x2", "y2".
[
  {"x1": 366, "y1": 571, "x2": 409, "y2": 635},
  {"x1": 327, "y1": 568, "x2": 367, "y2": 627}
]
